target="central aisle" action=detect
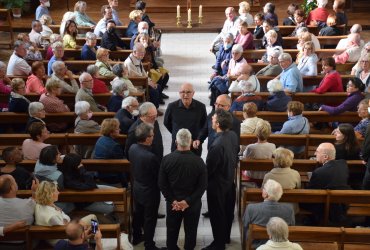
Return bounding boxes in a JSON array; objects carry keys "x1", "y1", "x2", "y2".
[{"x1": 141, "y1": 33, "x2": 242, "y2": 250}]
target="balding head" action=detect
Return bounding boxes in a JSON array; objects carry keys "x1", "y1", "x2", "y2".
[
  {"x1": 0, "y1": 175, "x2": 17, "y2": 197},
  {"x1": 240, "y1": 63, "x2": 252, "y2": 75},
  {"x1": 179, "y1": 83, "x2": 194, "y2": 108},
  {"x1": 215, "y1": 94, "x2": 231, "y2": 111},
  {"x1": 315, "y1": 143, "x2": 336, "y2": 164},
  {"x1": 65, "y1": 220, "x2": 84, "y2": 242},
  {"x1": 350, "y1": 24, "x2": 362, "y2": 34}
]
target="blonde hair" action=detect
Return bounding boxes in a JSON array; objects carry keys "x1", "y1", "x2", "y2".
[
  {"x1": 11, "y1": 78, "x2": 25, "y2": 92},
  {"x1": 239, "y1": 1, "x2": 251, "y2": 14},
  {"x1": 40, "y1": 14, "x2": 52, "y2": 25},
  {"x1": 100, "y1": 118, "x2": 120, "y2": 136},
  {"x1": 255, "y1": 120, "x2": 271, "y2": 141},
  {"x1": 298, "y1": 32, "x2": 312, "y2": 43},
  {"x1": 49, "y1": 34, "x2": 62, "y2": 44},
  {"x1": 129, "y1": 10, "x2": 142, "y2": 20},
  {"x1": 35, "y1": 181, "x2": 58, "y2": 205},
  {"x1": 45, "y1": 78, "x2": 61, "y2": 92},
  {"x1": 74, "y1": 1, "x2": 86, "y2": 12},
  {"x1": 96, "y1": 48, "x2": 110, "y2": 61},
  {"x1": 326, "y1": 14, "x2": 337, "y2": 27},
  {"x1": 243, "y1": 102, "x2": 258, "y2": 117},
  {"x1": 303, "y1": 41, "x2": 315, "y2": 53},
  {"x1": 17, "y1": 33, "x2": 28, "y2": 41},
  {"x1": 273, "y1": 147, "x2": 294, "y2": 168}
]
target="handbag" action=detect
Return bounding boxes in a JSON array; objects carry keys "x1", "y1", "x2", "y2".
[
  {"x1": 149, "y1": 69, "x2": 162, "y2": 83},
  {"x1": 209, "y1": 77, "x2": 229, "y2": 94}
]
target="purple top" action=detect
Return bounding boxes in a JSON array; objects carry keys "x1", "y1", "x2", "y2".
[
  {"x1": 0, "y1": 79, "x2": 11, "y2": 109},
  {"x1": 320, "y1": 91, "x2": 364, "y2": 115}
]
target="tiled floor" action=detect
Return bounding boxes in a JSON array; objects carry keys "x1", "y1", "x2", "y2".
[{"x1": 135, "y1": 33, "x2": 242, "y2": 250}]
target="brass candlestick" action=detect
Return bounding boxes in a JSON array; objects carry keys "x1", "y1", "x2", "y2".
[
  {"x1": 187, "y1": 20, "x2": 192, "y2": 28},
  {"x1": 176, "y1": 16, "x2": 181, "y2": 27},
  {"x1": 198, "y1": 16, "x2": 203, "y2": 24}
]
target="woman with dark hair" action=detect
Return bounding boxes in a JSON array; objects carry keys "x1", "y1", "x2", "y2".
[
  {"x1": 289, "y1": 9, "x2": 306, "y2": 37},
  {"x1": 135, "y1": 0, "x2": 155, "y2": 35},
  {"x1": 283, "y1": 4, "x2": 299, "y2": 26},
  {"x1": 311, "y1": 57, "x2": 343, "y2": 93},
  {"x1": 22, "y1": 122, "x2": 50, "y2": 160},
  {"x1": 34, "y1": 145, "x2": 64, "y2": 189},
  {"x1": 320, "y1": 77, "x2": 365, "y2": 115},
  {"x1": 253, "y1": 13, "x2": 264, "y2": 39},
  {"x1": 333, "y1": 123, "x2": 361, "y2": 160},
  {"x1": 62, "y1": 19, "x2": 80, "y2": 49},
  {"x1": 60, "y1": 153, "x2": 115, "y2": 214}
]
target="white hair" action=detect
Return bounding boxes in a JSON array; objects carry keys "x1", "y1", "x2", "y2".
[
  {"x1": 317, "y1": 0, "x2": 328, "y2": 8},
  {"x1": 75, "y1": 101, "x2": 90, "y2": 116},
  {"x1": 350, "y1": 24, "x2": 362, "y2": 34},
  {"x1": 139, "y1": 102, "x2": 156, "y2": 116},
  {"x1": 265, "y1": 29, "x2": 277, "y2": 39},
  {"x1": 232, "y1": 44, "x2": 243, "y2": 53},
  {"x1": 110, "y1": 78, "x2": 127, "y2": 95},
  {"x1": 176, "y1": 128, "x2": 192, "y2": 148},
  {"x1": 121, "y1": 96, "x2": 137, "y2": 109},
  {"x1": 79, "y1": 72, "x2": 92, "y2": 85},
  {"x1": 86, "y1": 32, "x2": 97, "y2": 40},
  {"x1": 223, "y1": 32, "x2": 234, "y2": 41},
  {"x1": 51, "y1": 61, "x2": 65, "y2": 75},
  {"x1": 267, "y1": 79, "x2": 283, "y2": 93},
  {"x1": 278, "y1": 53, "x2": 292, "y2": 63},
  {"x1": 267, "y1": 47, "x2": 283, "y2": 62},
  {"x1": 263, "y1": 179, "x2": 283, "y2": 201},
  {"x1": 28, "y1": 102, "x2": 44, "y2": 117},
  {"x1": 266, "y1": 217, "x2": 289, "y2": 242},
  {"x1": 238, "y1": 80, "x2": 255, "y2": 93}
]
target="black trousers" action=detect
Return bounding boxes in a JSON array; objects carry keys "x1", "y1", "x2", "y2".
[
  {"x1": 207, "y1": 183, "x2": 235, "y2": 250},
  {"x1": 166, "y1": 200, "x2": 202, "y2": 250},
  {"x1": 132, "y1": 193, "x2": 160, "y2": 249}
]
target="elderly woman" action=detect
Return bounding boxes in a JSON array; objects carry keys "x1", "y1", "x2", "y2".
[
  {"x1": 9, "y1": 78, "x2": 30, "y2": 113},
  {"x1": 63, "y1": 20, "x2": 80, "y2": 49},
  {"x1": 320, "y1": 77, "x2": 364, "y2": 115},
  {"x1": 243, "y1": 120, "x2": 276, "y2": 181},
  {"x1": 295, "y1": 31, "x2": 312, "y2": 63},
  {"x1": 81, "y1": 32, "x2": 98, "y2": 60},
  {"x1": 95, "y1": 48, "x2": 115, "y2": 78},
  {"x1": 39, "y1": 14, "x2": 53, "y2": 38},
  {"x1": 235, "y1": 20, "x2": 254, "y2": 51},
  {"x1": 47, "y1": 41, "x2": 64, "y2": 76},
  {"x1": 256, "y1": 47, "x2": 283, "y2": 77},
  {"x1": 74, "y1": 1, "x2": 96, "y2": 27},
  {"x1": 86, "y1": 64, "x2": 109, "y2": 94},
  {"x1": 34, "y1": 180, "x2": 97, "y2": 245},
  {"x1": 126, "y1": 10, "x2": 142, "y2": 37},
  {"x1": 263, "y1": 148, "x2": 301, "y2": 189},
  {"x1": 311, "y1": 57, "x2": 343, "y2": 94},
  {"x1": 240, "y1": 102, "x2": 263, "y2": 134},
  {"x1": 256, "y1": 217, "x2": 303, "y2": 250},
  {"x1": 39, "y1": 78, "x2": 70, "y2": 132},
  {"x1": 319, "y1": 14, "x2": 341, "y2": 36},
  {"x1": 354, "y1": 54, "x2": 370, "y2": 91},
  {"x1": 107, "y1": 78, "x2": 129, "y2": 112},
  {"x1": 112, "y1": 63, "x2": 138, "y2": 94},
  {"x1": 34, "y1": 146, "x2": 64, "y2": 188},
  {"x1": 212, "y1": 33, "x2": 234, "y2": 78},
  {"x1": 261, "y1": 19, "x2": 283, "y2": 48},
  {"x1": 74, "y1": 101, "x2": 101, "y2": 159},
  {"x1": 275, "y1": 101, "x2": 309, "y2": 155},
  {"x1": 50, "y1": 61, "x2": 79, "y2": 94},
  {"x1": 334, "y1": 33, "x2": 362, "y2": 64},
  {"x1": 297, "y1": 41, "x2": 318, "y2": 76},
  {"x1": 93, "y1": 118, "x2": 127, "y2": 186},
  {"x1": 354, "y1": 99, "x2": 370, "y2": 138},
  {"x1": 46, "y1": 34, "x2": 62, "y2": 60},
  {"x1": 260, "y1": 30, "x2": 282, "y2": 63},
  {"x1": 26, "y1": 61, "x2": 46, "y2": 94},
  {"x1": 22, "y1": 122, "x2": 50, "y2": 160},
  {"x1": 26, "y1": 102, "x2": 46, "y2": 131},
  {"x1": 229, "y1": 64, "x2": 260, "y2": 93},
  {"x1": 351, "y1": 42, "x2": 370, "y2": 75},
  {"x1": 0, "y1": 61, "x2": 11, "y2": 111},
  {"x1": 238, "y1": 1, "x2": 253, "y2": 25},
  {"x1": 230, "y1": 80, "x2": 263, "y2": 112}
]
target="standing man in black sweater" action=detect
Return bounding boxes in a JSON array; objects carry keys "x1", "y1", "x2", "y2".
[
  {"x1": 203, "y1": 109, "x2": 239, "y2": 250},
  {"x1": 159, "y1": 129, "x2": 207, "y2": 250}
]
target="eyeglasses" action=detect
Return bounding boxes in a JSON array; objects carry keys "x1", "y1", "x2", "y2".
[
  {"x1": 179, "y1": 91, "x2": 193, "y2": 95},
  {"x1": 82, "y1": 79, "x2": 93, "y2": 83},
  {"x1": 360, "y1": 60, "x2": 369, "y2": 63},
  {"x1": 303, "y1": 47, "x2": 312, "y2": 50}
]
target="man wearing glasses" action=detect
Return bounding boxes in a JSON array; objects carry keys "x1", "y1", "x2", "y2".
[
  {"x1": 277, "y1": 53, "x2": 303, "y2": 93},
  {"x1": 164, "y1": 83, "x2": 207, "y2": 156}
]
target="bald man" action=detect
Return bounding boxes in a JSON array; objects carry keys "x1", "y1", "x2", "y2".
[
  {"x1": 303, "y1": 143, "x2": 350, "y2": 225},
  {"x1": 164, "y1": 83, "x2": 207, "y2": 156}
]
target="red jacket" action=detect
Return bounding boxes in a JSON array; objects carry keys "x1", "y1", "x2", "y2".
[{"x1": 311, "y1": 71, "x2": 343, "y2": 94}]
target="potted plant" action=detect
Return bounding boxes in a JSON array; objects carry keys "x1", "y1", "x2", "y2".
[{"x1": 1, "y1": 0, "x2": 25, "y2": 18}]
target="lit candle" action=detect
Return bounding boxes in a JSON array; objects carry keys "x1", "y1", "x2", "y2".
[
  {"x1": 188, "y1": 8, "x2": 191, "y2": 22},
  {"x1": 199, "y1": 5, "x2": 202, "y2": 17},
  {"x1": 177, "y1": 5, "x2": 180, "y2": 18}
]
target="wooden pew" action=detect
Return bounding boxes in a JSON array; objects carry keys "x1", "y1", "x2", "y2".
[
  {"x1": 39, "y1": 48, "x2": 133, "y2": 61},
  {"x1": 234, "y1": 111, "x2": 360, "y2": 123},
  {"x1": 0, "y1": 133, "x2": 126, "y2": 146},
  {"x1": 243, "y1": 49, "x2": 344, "y2": 61},
  {"x1": 76, "y1": 36, "x2": 132, "y2": 47},
  {"x1": 48, "y1": 24, "x2": 128, "y2": 35},
  {"x1": 246, "y1": 25, "x2": 346, "y2": 37}
]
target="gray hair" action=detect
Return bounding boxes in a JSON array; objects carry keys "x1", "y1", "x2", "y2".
[
  {"x1": 278, "y1": 53, "x2": 292, "y2": 63},
  {"x1": 121, "y1": 96, "x2": 137, "y2": 109},
  {"x1": 238, "y1": 80, "x2": 255, "y2": 93},
  {"x1": 296, "y1": 26, "x2": 308, "y2": 36},
  {"x1": 176, "y1": 129, "x2": 192, "y2": 148},
  {"x1": 135, "y1": 122, "x2": 154, "y2": 143},
  {"x1": 13, "y1": 40, "x2": 25, "y2": 50},
  {"x1": 110, "y1": 78, "x2": 127, "y2": 95},
  {"x1": 51, "y1": 41, "x2": 63, "y2": 51},
  {"x1": 223, "y1": 32, "x2": 234, "y2": 41},
  {"x1": 232, "y1": 44, "x2": 243, "y2": 53},
  {"x1": 112, "y1": 63, "x2": 124, "y2": 77},
  {"x1": 267, "y1": 79, "x2": 283, "y2": 93},
  {"x1": 139, "y1": 102, "x2": 156, "y2": 116},
  {"x1": 263, "y1": 179, "x2": 283, "y2": 201},
  {"x1": 40, "y1": 14, "x2": 52, "y2": 25},
  {"x1": 266, "y1": 217, "x2": 289, "y2": 242},
  {"x1": 267, "y1": 47, "x2": 283, "y2": 62},
  {"x1": 0, "y1": 61, "x2": 6, "y2": 70},
  {"x1": 85, "y1": 32, "x2": 97, "y2": 40},
  {"x1": 79, "y1": 72, "x2": 92, "y2": 84},
  {"x1": 317, "y1": 0, "x2": 328, "y2": 7},
  {"x1": 350, "y1": 24, "x2": 362, "y2": 34},
  {"x1": 28, "y1": 102, "x2": 44, "y2": 117},
  {"x1": 133, "y1": 42, "x2": 145, "y2": 52},
  {"x1": 138, "y1": 21, "x2": 149, "y2": 30},
  {"x1": 86, "y1": 64, "x2": 99, "y2": 76},
  {"x1": 75, "y1": 101, "x2": 91, "y2": 116},
  {"x1": 52, "y1": 61, "x2": 65, "y2": 75},
  {"x1": 265, "y1": 29, "x2": 277, "y2": 39}
]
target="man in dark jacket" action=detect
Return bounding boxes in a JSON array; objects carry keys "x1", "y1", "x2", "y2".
[
  {"x1": 115, "y1": 96, "x2": 139, "y2": 134},
  {"x1": 101, "y1": 19, "x2": 127, "y2": 51},
  {"x1": 203, "y1": 109, "x2": 239, "y2": 250},
  {"x1": 128, "y1": 122, "x2": 162, "y2": 249},
  {"x1": 159, "y1": 128, "x2": 207, "y2": 250}
]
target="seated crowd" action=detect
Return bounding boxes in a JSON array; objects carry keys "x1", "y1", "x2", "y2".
[{"x1": 0, "y1": 0, "x2": 370, "y2": 250}]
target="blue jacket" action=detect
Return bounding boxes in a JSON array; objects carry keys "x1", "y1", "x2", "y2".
[
  {"x1": 81, "y1": 44, "x2": 97, "y2": 60},
  {"x1": 214, "y1": 45, "x2": 232, "y2": 76},
  {"x1": 94, "y1": 136, "x2": 125, "y2": 159},
  {"x1": 280, "y1": 63, "x2": 303, "y2": 92},
  {"x1": 265, "y1": 91, "x2": 292, "y2": 112},
  {"x1": 126, "y1": 20, "x2": 138, "y2": 38},
  {"x1": 107, "y1": 95, "x2": 123, "y2": 112}
]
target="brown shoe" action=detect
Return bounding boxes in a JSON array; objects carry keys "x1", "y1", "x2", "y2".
[{"x1": 157, "y1": 110, "x2": 164, "y2": 116}]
